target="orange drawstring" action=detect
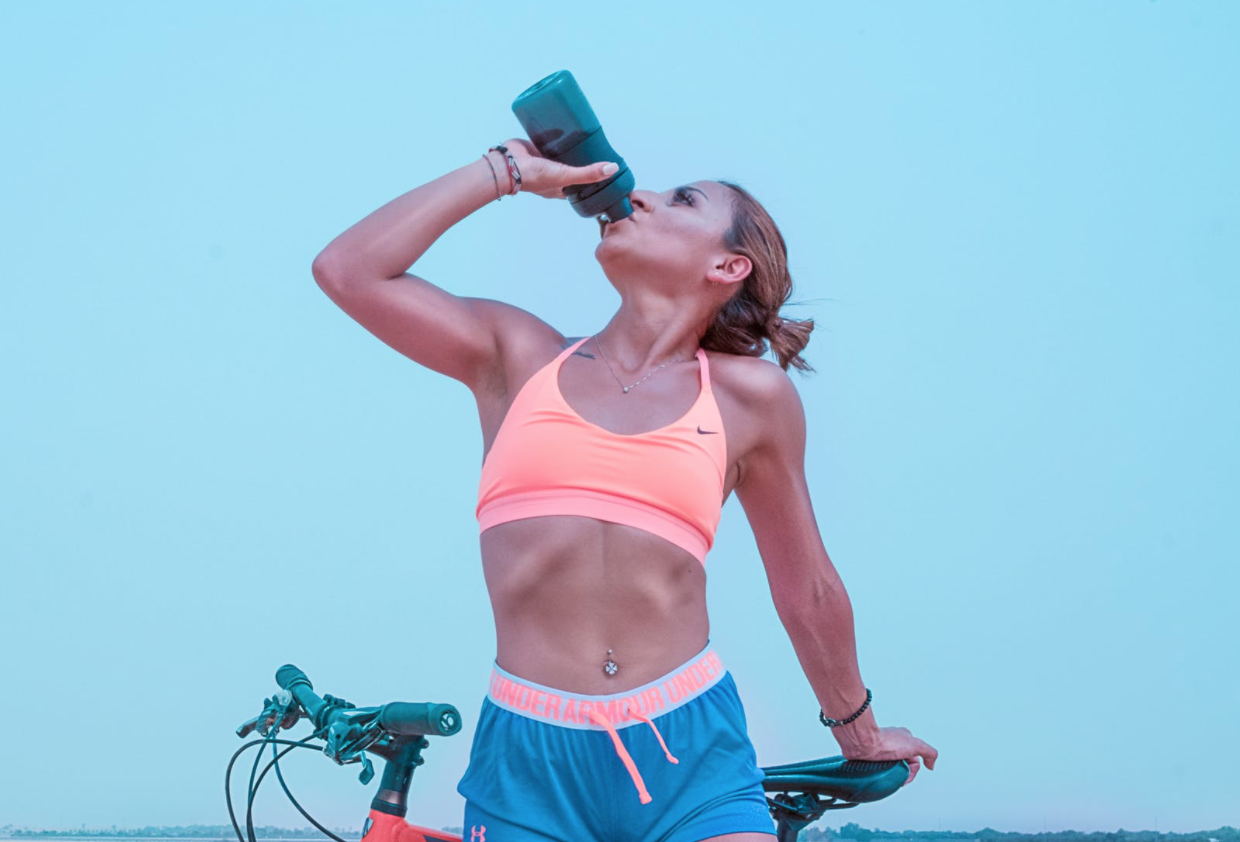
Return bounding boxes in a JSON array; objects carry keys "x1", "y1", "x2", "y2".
[
  {"x1": 630, "y1": 710, "x2": 679, "y2": 765},
  {"x1": 586, "y1": 709, "x2": 678, "y2": 805}
]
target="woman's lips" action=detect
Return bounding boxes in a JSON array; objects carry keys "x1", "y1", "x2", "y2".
[{"x1": 599, "y1": 215, "x2": 635, "y2": 238}]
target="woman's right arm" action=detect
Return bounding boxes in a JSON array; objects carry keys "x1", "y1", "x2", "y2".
[{"x1": 311, "y1": 144, "x2": 616, "y2": 391}]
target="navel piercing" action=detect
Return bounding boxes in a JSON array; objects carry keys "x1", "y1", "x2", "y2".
[{"x1": 603, "y1": 649, "x2": 619, "y2": 676}]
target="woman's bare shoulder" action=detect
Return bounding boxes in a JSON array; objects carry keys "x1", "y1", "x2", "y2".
[
  {"x1": 705, "y1": 349, "x2": 797, "y2": 406},
  {"x1": 704, "y1": 350, "x2": 804, "y2": 466}
]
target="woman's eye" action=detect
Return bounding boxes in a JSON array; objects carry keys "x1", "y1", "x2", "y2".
[{"x1": 674, "y1": 188, "x2": 694, "y2": 205}]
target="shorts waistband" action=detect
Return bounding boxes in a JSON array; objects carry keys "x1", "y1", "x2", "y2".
[{"x1": 487, "y1": 641, "x2": 726, "y2": 730}]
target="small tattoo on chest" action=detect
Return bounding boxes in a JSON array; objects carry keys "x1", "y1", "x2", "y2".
[{"x1": 571, "y1": 350, "x2": 596, "y2": 359}]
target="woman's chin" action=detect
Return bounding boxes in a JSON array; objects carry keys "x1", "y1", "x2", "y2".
[{"x1": 594, "y1": 242, "x2": 629, "y2": 272}]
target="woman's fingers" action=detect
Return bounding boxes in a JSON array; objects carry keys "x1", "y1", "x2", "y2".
[
  {"x1": 903, "y1": 757, "x2": 921, "y2": 786},
  {"x1": 499, "y1": 137, "x2": 618, "y2": 200},
  {"x1": 843, "y1": 726, "x2": 938, "y2": 787},
  {"x1": 540, "y1": 160, "x2": 617, "y2": 197},
  {"x1": 858, "y1": 727, "x2": 936, "y2": 787},
  {"x1": 901, "y1": 737, "x2": 938, "y2": 786}
]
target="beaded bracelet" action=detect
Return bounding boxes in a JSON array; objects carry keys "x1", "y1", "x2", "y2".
[
  {"x1": 489, "y1": 143, "x2": 522, "y2": 195},
  {"x1": 819, "y1": 688, "x2": 872, "y2": 728}
]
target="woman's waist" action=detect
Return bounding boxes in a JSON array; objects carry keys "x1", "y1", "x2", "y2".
[
  {"x1": 491, "y1": 614, "x2": 711, "y2": 692},
  {"x1": 486, "y1": 639, "x2": 728, "y2": 729}
]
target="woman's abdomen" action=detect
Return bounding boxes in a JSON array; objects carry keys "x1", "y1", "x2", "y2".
[{"x1": 480, "y1": 515, "x2": 710, "y2": 694}]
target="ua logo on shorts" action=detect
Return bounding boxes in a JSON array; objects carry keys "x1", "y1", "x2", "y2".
[{"x1": 469, "y1": 825, "x2": 486, "y2": 842}]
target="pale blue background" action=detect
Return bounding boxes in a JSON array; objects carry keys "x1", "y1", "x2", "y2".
[{"x1": 2, "y1": 0, "x2": 1236, "y2": 834}]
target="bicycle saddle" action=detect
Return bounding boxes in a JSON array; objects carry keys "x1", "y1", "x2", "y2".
[{"x1": 760, "y1": 755, "x2": 908, "y2": 804}]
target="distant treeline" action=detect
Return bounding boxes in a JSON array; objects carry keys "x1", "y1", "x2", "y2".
[{"x1": 3, "y1": 825, "x2": 1238, "y2": 841}]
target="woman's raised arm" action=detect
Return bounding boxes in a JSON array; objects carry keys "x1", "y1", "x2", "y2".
[{"x1": 311, "y1": 143, "x2": 615, "y2": 390}]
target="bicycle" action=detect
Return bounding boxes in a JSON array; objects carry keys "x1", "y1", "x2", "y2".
[{"x1": 229, "y1": 664, "x2": 909, "y2": 842}]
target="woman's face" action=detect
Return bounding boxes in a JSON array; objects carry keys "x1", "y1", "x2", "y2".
[{"x1": 595, "y1": 181, "x2": 736, "y2": 287}]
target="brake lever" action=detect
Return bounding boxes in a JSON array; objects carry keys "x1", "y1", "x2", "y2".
[
  {"x1": 236, "y1": 713, "x2": 266, "y2": 739},
  {"x1": 235, "y1": 690, "x2": 302, "y2": 739}
]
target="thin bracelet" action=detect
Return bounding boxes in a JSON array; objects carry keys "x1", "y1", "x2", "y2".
[
  {"x1": 489, "y1": 144, "x2": 521, "y2": 195},
  {"x1": 819, "y1": 688, "x2": 872, "y2": 728},
  {"x1": 481, "y1": 153, "x2": 504, "y2": 201},
  {"x1": 495, "y1": 144, "x2": 520, "y2": 194}
]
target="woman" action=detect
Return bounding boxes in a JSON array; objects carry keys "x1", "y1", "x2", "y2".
[{"x1": 312, "y1": 138, "x2": 937, "y2": 842}]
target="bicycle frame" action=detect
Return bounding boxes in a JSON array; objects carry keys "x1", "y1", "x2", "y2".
[{"x1": 362, "y1": 809, "x2": 459, "y2": 842}]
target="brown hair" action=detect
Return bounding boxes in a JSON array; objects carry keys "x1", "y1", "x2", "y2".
[{"x1": 701, "y1": 181, "x2": 815, "y2": 373}]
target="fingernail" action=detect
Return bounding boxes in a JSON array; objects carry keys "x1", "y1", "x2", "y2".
[{"x1": 602, "y1": 162, "x2": 618, "y2": 175}]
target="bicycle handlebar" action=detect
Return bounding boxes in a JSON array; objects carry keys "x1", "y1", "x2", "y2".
[{"x1": 276, "y1": 664, "x2": 461, "y2": 738}]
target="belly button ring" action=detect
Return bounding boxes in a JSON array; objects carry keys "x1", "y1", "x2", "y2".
[{"x1": 603, "y1": 649, "x2": 618, "y2": 676}]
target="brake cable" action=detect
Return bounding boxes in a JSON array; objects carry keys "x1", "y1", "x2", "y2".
[
  {"x1": 227, "y1": 735, "x2": 305, "y2": 842},
  {"x1": 269, "y1": 729, "x2": 353, "y2": 842},
  {"x1": 226, "y1": 728, "x2": 351, "y2": 842}
]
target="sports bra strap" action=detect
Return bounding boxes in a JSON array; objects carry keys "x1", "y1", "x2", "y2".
[{"x1": 696, "y1": 347, "x2": 712, "y2": 393}]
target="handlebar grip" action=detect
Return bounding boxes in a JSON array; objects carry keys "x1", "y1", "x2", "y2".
[
  {"x1": 276, "y1": 664, "x2": 311, "y2": 691},
  {"x1": 275, "y1": 664, "x2": 329, "y2": 727},
  {"x1": 379, "y1": 702, "x2": 462, "y2": 737}
]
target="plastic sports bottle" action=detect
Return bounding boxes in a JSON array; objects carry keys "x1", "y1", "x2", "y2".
[{"x1": 511, "y1": 70, "x2": 635, "y2": 223}]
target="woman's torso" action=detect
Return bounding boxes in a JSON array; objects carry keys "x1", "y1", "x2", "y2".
[{"x1": 472, "y1": 334, "x2": 767, "y2": 695}]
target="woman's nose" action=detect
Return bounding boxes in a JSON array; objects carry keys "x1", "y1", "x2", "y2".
[{"x1": 628, "y1": 190, "x2": 654, "y2": 213}]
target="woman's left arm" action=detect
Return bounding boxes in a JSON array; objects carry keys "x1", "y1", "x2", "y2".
[{"x1": 733, "y1": 366, "x2": 938, "y2": 785}]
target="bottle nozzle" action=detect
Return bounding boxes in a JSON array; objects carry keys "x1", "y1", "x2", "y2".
[{"x1": 600, "y1": 195, "x2": 634, "y2": 224}]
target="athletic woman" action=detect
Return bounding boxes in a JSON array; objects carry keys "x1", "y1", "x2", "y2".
[{"x1": 312, "y1": 138, "x2": 937, "y2": 842}]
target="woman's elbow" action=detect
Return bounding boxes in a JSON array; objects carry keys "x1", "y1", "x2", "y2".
[{"x1": 311, "y1": 249, "x2": 348, "y2": 292}]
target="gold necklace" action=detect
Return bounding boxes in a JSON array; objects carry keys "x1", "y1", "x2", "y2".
[{"x1": 593, "y1": 335, "x2": 685, "y2": 394}]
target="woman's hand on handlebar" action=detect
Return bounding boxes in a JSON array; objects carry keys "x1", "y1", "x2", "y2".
[
  {"x1": 493, "y1": 137, "x2": 618, "y2": 200},
  {"x1": 840, "y1": 725, "x2": 938, "y2": 787}
]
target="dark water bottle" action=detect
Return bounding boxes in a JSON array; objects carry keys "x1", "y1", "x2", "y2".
[{"x1": 511, "y1": 70, "x2": 635, "y2": 223}]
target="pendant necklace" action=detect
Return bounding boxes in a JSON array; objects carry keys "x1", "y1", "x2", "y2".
[
  {"x1": 603, "y1": 649, "x2": 619, "y2": 676},
  {"x1": 593, "y1": 335, "x2": 684, "y2": 394}
]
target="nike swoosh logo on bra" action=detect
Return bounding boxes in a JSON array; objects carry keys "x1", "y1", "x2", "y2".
[{"x1": 697, "y1": 426, "x2": 719, "y2": 435}]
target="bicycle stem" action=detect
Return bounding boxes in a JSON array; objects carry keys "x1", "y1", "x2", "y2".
[{"x1": 371, "y1": 735, "x2": 431, "y2": 817}]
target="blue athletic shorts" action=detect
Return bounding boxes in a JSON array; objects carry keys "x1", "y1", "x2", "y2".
[{"x1": 456, "y1": 641, "x2": 776, "y2": 842}]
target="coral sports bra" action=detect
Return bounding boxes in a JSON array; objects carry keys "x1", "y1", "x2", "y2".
[{"x1": 476, "y1": 337, "x2": 728, "y2": 565}]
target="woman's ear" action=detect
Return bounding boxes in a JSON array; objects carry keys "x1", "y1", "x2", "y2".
[{"x1": 710, "y1": 254, "x2": 751, "y2": 285}]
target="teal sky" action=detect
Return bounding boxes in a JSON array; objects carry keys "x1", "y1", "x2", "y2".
[{"x1": 2, "y1": 1, "x2": 1236, "y2": 834}]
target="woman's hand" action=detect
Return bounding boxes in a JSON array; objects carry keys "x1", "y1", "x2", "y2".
[
  {"x1": 839, "y1": 725, "x2": 938, "y2": 787},
  {"x1": 492, "y1": 137, "x2": 618, "y2": 200}
]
